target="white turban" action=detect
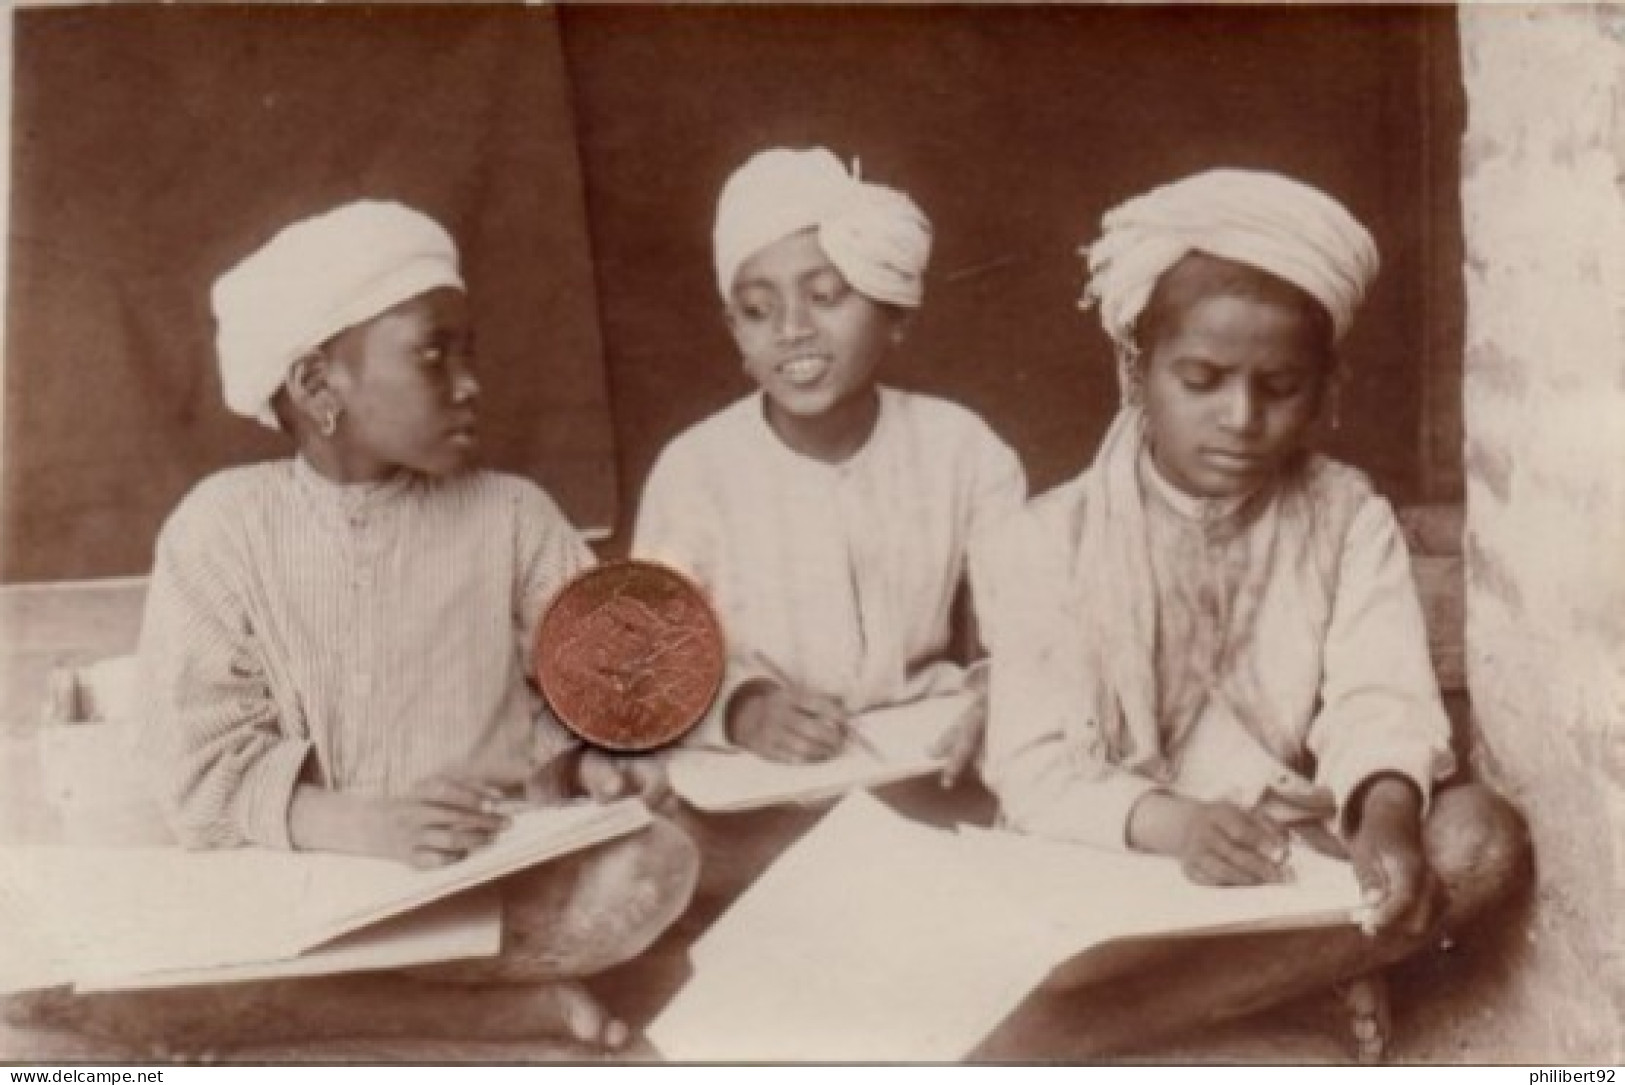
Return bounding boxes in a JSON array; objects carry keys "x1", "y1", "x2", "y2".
[
  {"x1": 1081, "y1": 168, "x2": 1379, "y2": 348},
  {"x1": 212, "y1": 200, "x2": 464, "y2": 429},
  {"x1": 712, "y1": 147, "x2": 932, "y2": 309}
]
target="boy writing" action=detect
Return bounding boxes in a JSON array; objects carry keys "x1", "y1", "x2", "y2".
[{"x1": 20, "y1": 200, "x2": 696, "y2": 1055}]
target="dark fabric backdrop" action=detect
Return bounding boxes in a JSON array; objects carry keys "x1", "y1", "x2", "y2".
[
  {"x1": 2, "y1": 5, "x2": 1461, "y2": 581},
  {"x1": 3, "y1": 5, "x2": 616, "y2": 582},
  {"x1": 557, "y1": 5, "x2": 1461, "y2": 551}
]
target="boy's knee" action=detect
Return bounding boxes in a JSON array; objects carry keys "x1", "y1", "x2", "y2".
[
  {"x1": 620, "y1": 815, "x2": 702, "y2": 910},
  {"x1": 1425, "y1": 783, "x2": 1531, "y2": 924},
  {"x1": 565, "y1": 815, "x2": 699, "y2": 929},
  {"x1": 510, "y1": 816, "x2": 698, "y2": 977}
]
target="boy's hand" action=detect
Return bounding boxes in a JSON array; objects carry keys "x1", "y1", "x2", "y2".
[
  {"x1": 929, "y1": 690, "x2": 986, "y2": 789},
  {"x1": 1178, "y1": 799, "x2": 1292, "y2": 885},
  {"x1": 576, "y1": 748, "x2": 677, "y2": 814},
  {"x1": 727, "y1": 682, "x2": 847, "y2": 763},
  {"x1": 1348, "y1": 777, "x2": 1443, "y2": 938},
  {"x1": 358, "y1": 775, "x2": 511, "y2": 869},
  {"x1": 1129, "y1": 792, "x2": 1290, "y2": 886}
]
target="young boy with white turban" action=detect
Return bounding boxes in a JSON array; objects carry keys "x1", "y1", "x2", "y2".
[
  {"x1": 974, "y1": 169, "x2": 1528, "y2": 1060},
  {"x1": 21, "y1": 200, "x2": 697, "y2": 1055},
  {"x1": 633, "y1": 148, "x2": 1025, "y2": 892}
]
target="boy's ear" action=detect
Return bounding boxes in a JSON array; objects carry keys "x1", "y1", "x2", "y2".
[
  {"x1": 285, "y1": 351, "x2": 340, "y2": 423},
  {"x1": 889, "y1": 308, "x2": 916, "y2": 346},
  {"x1": 722, "y1": 306, "x2": 753, "y2": 365},
  {"x1": 1317, "y1": 355, "x2": 1346, "y2": 404}
]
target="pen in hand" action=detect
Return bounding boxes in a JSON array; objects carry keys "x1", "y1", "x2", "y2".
[
  {"x1": 482, "y1": 796, "x2": 531, "y2": 817},
  {"x1": 832, "y1": 714, "x2": 884, "y2": 761},
  {"x1": 1245, "y1": 799, "x2": 1299, "y2": 884},
  {"x1": 482, "y1": 795, "x2": 594, "y2": 817},
  {"x1": 745, "y1": 651, "x2": 879, "y2": 760}
]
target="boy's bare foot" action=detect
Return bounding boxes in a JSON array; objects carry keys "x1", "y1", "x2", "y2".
[
  {"x1": 1336, "y1": 974, "x2": 1391, "y2": 1064},
  {"x1": 4, "y1": 976, "x2": 631, "y2": 1054},
  {"x1": 145, "y1": 1041, "x2": 221, "y2": 1065},
  {"x1": 515, "y1": 980, "x2": 630, "y2": 1050},
  {"x1": 3, "y1": 985, "x2": 233, "y2": 1057}
]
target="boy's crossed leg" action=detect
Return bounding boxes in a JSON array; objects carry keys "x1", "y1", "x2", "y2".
[
  {"x1": 978, "y1": 784, "x2": 1530, "y2": 1061},
  {"x1": 5, "y1": 818, "x2": 698, "y2": 1058}
]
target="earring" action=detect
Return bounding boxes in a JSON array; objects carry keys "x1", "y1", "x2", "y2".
[
  {"x1": 319, "y1": 408, "x2": 340, "y2": 438},
  {"x1": 1327, "y1": 365, "x2": 1346, "y2": 432},
  {"x1": 1117, "y1": 345, "x2": 1144, "y2": 408}
]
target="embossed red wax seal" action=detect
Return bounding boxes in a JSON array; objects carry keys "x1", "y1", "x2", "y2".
[{"x1": 535, "y1": 559, "x2": 725, "y2": 752}]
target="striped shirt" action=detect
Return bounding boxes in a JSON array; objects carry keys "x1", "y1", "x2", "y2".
[{"x1": 137, "y1": 457, "x2": 592, "y2": 850}]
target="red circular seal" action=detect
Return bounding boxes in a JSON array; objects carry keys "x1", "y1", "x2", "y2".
[{"x1": 534, "y1": 559, "x2": 725, "y2": 752}]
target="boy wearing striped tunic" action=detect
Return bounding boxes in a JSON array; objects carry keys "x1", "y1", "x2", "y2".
[{"x1": 25, "y1": 201, "x2": 697, "y2": 1054}]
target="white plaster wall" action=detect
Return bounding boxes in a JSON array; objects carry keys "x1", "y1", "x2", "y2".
[
  {"x1": 0, "y1": 5, "x2": 14, "y2": 483},
  {"x1": 1459, "y1": 3, "x2": 1625, "y2": 1061}
]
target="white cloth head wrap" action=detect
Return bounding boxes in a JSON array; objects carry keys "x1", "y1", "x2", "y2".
[
  {"x1": 712, "y1": 147, "x2": 932, "y2": 308},
  {"x1": 212, "y1": 200, "x2": 464, "y2": 429},
  {"x1": 1081, "y1": 168, "x2": 1379, "y2": 348}
]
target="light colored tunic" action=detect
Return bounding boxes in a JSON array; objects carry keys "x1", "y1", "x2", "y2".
[
  {"x1": 139, "y1": 458, "x2": 591, "y2": 850},
  {"x1": 633, "y1": 387, "x2": 1026, "y2": 742},
  {"x1": 977, "y1": 420, "x2": 1454, "y2": 851}
]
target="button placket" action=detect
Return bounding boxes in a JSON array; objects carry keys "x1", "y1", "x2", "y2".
[
  {"x1": 347, "y1": 508, "x2": 377, "y2": 749},
  {"x1": 833, "y1": 476, "x2": 869, "y2": 703}
]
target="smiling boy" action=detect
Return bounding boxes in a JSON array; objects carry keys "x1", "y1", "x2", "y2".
[
  {"x1": 634, "y1": 149, "x2": 1025, "y2": 767},
  {"x1": 629, "y1": 150, "x2": 1026, "y2": 907}
]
